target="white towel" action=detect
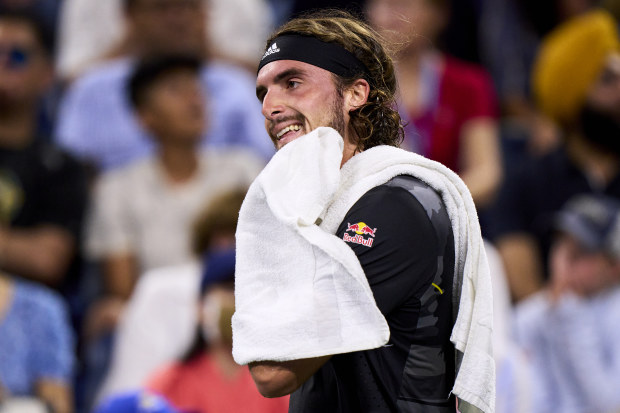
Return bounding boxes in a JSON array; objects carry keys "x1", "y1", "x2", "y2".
[
  {"x1": 232, "y1": 128, "x2": 390, "y2": 364},
  {"x1": 233, "y1": 127, "x2": 495, "y2": 413}
]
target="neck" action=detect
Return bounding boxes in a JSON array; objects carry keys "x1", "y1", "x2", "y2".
[
  {"x1": 341, "y1": 143, "x2": 359, "y2": 167},
  {"x1": 342, "y1": 127, "x2": 362, "y2": 166},
  {"x1": 0, "y1": 109, "x2": 36, "y2": 148},
  {"x1": 158, "y1": 142, "x2": 199, "y2": 183},
  {"x1": 567, "y1": 133, "x2": 620, "y2": 186},
  {"x1": 210, "y1": 343, "x2": 242, "y2": 379}
]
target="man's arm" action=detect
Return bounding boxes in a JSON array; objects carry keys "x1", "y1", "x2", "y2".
[
  {"x1": 0, "y1": 225, "x2": 74, "y2": 286},
  {"x1": 495, "y1": 233, "x2": 545, "y2": 302},
  {"x1": 36, "y1": 379, "x2": 73, "y2": 413},
  {"x1": 248, "y1": 356, "x2": 331, "y2": 398},
  {"x1": 247, "y1": 180, "x2": 441, "y2": 398},
  {"x1": 459, "y1": 118, "x2": 503, "y2": 208},
  {"x1": 0, "y1": 145, "x2": 88, "y2": 286},
  {"x1": 83, "y1": 254, "x2": 136, "y2": 340},
  {"x1": 102, "y1": 253, "x2": 138, "y2": 300}
]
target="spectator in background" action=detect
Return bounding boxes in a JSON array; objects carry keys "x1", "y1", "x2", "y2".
[
  {"x1": 0, "y1": 273, "x2": 74, "y2": 413},
  {"x1": 81, "y1": 55, "x2": 262, "y2": 411},
  {"x1": 479, "y1": 0, "x2": 601, "y2": 165},
  {"x1": 54, "y1": 0, "x2": 274, "y2": 173},
  {"x1": 145, "y1": 214, "x2": 288, "y2": 413},
  {"x1": 490, "y1": 9, "x2": 620, "y2": 302},
  {"x1": 55, "y1": 0, "x2": 273, "y2": 81},
  {"x1": 480, "y1": 0, "x2": 600, "y2": 121},
  {"x1": 514, "y1": 194, "x2": 620, "y2": 413},
  {"x1": 96, "y1": 189, "x2": 248, "y2": 403},
  {"x1": 0, "y1": 9, "x2": 88, "y2": 312},
  {"x1": 0, "y1": 0, "x2": 61, "y2": 38},
  {"x1": 0, "y1": 1, "x2": 64, "y2": 138},
  {"x1": 366, "y1": 0, "x2": 502, "y2": 212},
  {"x1": 55, "y1": 0, "x2": 124, "y2": 82},
  {"x1": 85, "y1": 55, "x2": 262, "y2": 334},
  {"x1": 145, "y1": 251, "x2": 289, "y2": 413},
  {"x1": 97, "y1": 188, "x2": 288, "y2": 413}
]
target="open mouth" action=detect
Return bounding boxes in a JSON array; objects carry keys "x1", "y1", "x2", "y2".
[
  {"x1": 276, "y1": 124, "x2": 302, "y2": 141},
  {"x1": 273, "y1": 123, "x2": 306, "y2": 147}
]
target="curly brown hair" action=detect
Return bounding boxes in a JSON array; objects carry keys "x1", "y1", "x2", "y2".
[{"x1": 264, "y1": 9, "x2": 404, "y2": 151}]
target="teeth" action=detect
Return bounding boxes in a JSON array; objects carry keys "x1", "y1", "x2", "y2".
[{"x1": 276, "y1": 124, "x2": 301, "y2": 139}]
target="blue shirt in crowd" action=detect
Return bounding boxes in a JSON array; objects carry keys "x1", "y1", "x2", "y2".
[
  {"x1": 0, "y1": 278, "x2": 74, "y2": 395},
  {"x1": 55, "y1": 58, "x2": 274, "y2": 171},
  {"x1": 515, "y1": 288, "x2": 620, "y2": 413}
]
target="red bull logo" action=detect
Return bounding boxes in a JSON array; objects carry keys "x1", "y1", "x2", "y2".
[
  {"x1": 344, "y1": 222, "x2": 378, "y2": 247},
  {"x1": 345, "y1": 222, "x2": 377, "y2": 237}
]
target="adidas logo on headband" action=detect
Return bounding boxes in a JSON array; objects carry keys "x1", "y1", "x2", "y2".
[
  {"x1": 257, "y1": 35, "x2": 371, "y2": 79},
  {"x1": 261, "y1": 42, "x2": 280, "y2": 60}
]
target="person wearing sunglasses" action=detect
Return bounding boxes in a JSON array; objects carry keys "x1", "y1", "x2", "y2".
[
  {"x1": 0, "y1": 6, "x2": 88, "y2": 307},
  {"x1": 0, "y1": 9, "x2": 89, "y2": 413}
]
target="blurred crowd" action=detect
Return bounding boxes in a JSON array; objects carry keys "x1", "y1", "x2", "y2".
[{"x1": 0, "y1": 0, "x2": 619, "y2": 412}]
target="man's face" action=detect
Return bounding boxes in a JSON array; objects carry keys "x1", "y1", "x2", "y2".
[
  {"x1": 586, "y1": 53, "x2": 620, "y2": 118},
  {"x1": 550, "y1": 233, "x2": 620, "y2": 297},
  {"x1": 579, "y1": 53, "x2": 620, "y2": 153},
  {"x1": 0, "y1": 19, "x2": 51, "y2": 110},
  {"x1": 201, "y1": 284, "x2": 235, "y2": 347},
  {"x1": 256, "y1": 60, "x2": 347, "y2": 150},
  {"x1": 137, "y1": 68, "x2": 206, "y2": 144},
  {"x1": 127, "y1": 0, "x2": 206, "y2": 56}
]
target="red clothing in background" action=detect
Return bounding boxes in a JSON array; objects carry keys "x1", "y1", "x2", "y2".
[
  {"x1": 409, "y1": 56, "x2": 498, "y2": 172},
  {"x1": 147, "y1": 353, "x2": 289, "y2": 413}
]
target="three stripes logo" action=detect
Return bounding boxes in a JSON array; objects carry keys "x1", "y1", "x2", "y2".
[{"x1": 261, "y1": 42, "x2": 280, "y2": 60}]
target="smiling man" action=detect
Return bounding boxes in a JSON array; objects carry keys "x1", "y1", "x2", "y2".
[
  {"x1": 235, "y1": 10, "x2": 494, "y2": 413},
  {"x1": 257, "y1": 59, "x2": 347, "y2": 150}
]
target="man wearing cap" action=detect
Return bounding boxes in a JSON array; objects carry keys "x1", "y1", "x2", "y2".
[
  {"x1": 514, "y1": 194, "x2": 620, "y2": 413},
  {"x1": 490, "y1": 9, "x2": 620, "y2": 302},
  {"x1": 232, "y1": 10, "x2": 495, "y2": 413}
]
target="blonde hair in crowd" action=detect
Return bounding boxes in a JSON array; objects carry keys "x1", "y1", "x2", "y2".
[{"x1": 264, "y1": 10, "x2": 404, "y2": 151}]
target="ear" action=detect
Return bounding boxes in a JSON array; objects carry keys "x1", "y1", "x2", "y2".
[{"x1": 343, "y1": 78, "x2": 370, "y2": 113}]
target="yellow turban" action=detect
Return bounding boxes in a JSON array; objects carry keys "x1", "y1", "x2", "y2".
[{"x1": 532, "y1": 9, "x2": 620, "y2": 124}]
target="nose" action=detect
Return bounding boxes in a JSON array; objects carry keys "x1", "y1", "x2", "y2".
[{"x1": 261, "y1": 88, "x2": 285, "y2": 120}]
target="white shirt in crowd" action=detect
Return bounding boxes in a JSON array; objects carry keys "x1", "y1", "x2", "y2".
[
  {"x1": 97, "y1": 262, "x2": 201, "y2": 402},
  {"x1": 86, "y1": 148, "x2": 263, "y2": 272},
  {"x1": 55, "y1": 0, "x2": 273, "y2": 79}
]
